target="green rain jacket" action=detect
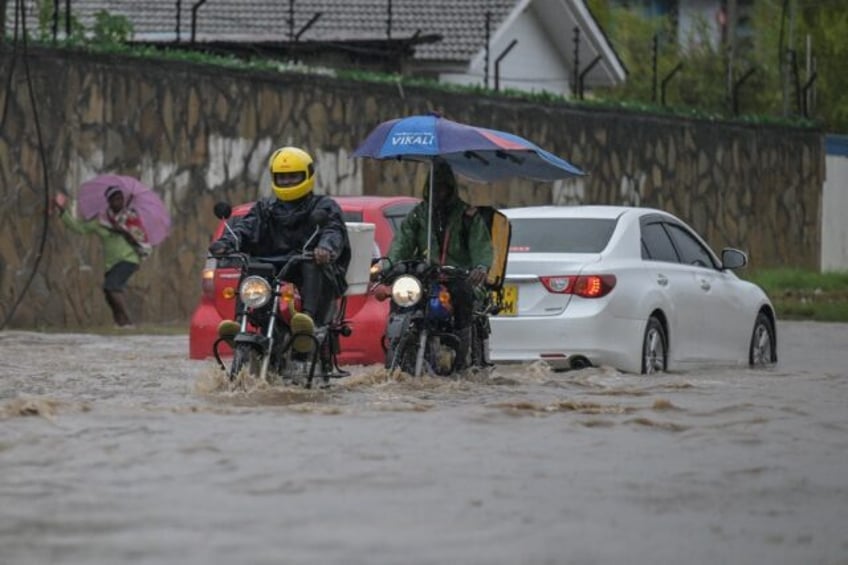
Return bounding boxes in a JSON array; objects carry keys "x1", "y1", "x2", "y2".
[
  {"x1": 388, "y1": 191, "x2": 493, "y2": 271},
  {"x1": 60, "y1": 210, "x2": 140, "y2": 272}
]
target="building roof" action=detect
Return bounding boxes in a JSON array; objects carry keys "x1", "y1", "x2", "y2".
[
  {"x1": 9, "y1": 0, "x2": 625, "y2": 86},
  {"x1": 12, "y1": 0, "x2": 516, "y2": 62}
]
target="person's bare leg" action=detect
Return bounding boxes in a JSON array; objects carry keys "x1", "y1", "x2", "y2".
[{"x1": 104, "y1": 289, "x2": 132, "y2": 326}]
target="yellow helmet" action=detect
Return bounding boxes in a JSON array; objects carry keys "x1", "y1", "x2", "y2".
[{"x1": 269, "y1": 146, "x2": 315, "y2": 201}]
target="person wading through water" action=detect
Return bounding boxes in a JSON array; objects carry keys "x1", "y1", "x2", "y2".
[{"x1": 54, "y1": 186, "x2": 151, "y2": 328}]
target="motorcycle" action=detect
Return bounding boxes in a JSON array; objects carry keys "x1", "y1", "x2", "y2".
[
  {"x1": 210, "y1": 203, "x2": 352, "y2": 389},
  {"x1": 375, "y1": 259, "x2": 502, "y2": 377}
]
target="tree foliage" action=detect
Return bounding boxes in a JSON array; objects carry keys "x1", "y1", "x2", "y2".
[{"x1": 589, "y1": 0, "x2": 847, "y2": 132}]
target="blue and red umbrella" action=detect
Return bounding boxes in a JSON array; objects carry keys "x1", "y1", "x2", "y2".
[
  {"x1": 353, "y1": 113, "x2": 585, "y2": 259},
  {"x1": 351, "y1": 113, "x2": 584, "y2": 183}
]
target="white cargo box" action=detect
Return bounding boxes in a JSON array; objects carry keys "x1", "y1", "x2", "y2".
[{"x1": 344, "y1": 222, "x2": 377, "y2": 296}]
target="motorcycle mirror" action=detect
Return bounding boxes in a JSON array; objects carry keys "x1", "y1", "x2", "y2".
[{"x1": 213, "y1": 202, "x2": 232, "y2": 220}]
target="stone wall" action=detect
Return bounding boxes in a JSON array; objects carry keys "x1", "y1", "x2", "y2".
[{"x1": 0, "y1": 46, "x2": 824, "y2": 328}]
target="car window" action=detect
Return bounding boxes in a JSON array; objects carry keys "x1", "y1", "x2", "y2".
[
  {"x1": 641, "y1": 221, "x2": 680, "y2": 262},
  {"x1": 664, "y1": 223, "x2": 718, "y2": 268},
  {"x1": 384, "y1": 203, "x2": 417, "y2": 234},
  {"x1": 342, "y1": 211, "x2": 364, "y2": 223},
  {"x1": 508, "y1": 218, "x2": 617, "y2": 253}
]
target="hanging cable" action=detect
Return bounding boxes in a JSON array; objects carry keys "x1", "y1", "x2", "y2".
[
  {"x1": 0, "y1": 0, "x2": 21, "y2": 129},
  {"x1": 1, "y1": 0, "x2": 55, "y2": 330}
]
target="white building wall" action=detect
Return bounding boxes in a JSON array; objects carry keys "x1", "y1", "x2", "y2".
[
  {"x1": 821, "y1": 137, "x2": 848, "y2": 272},
  {"x1": 441, "y1": 7, "x2": 570, "y2": 96},
  {"x1": 677, "y1": 0, "x2": 722, "y2": 49}
]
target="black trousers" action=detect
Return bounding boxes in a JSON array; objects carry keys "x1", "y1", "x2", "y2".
[{"x1": 291, "y1": 262, "x2": 338, "y2": 325}]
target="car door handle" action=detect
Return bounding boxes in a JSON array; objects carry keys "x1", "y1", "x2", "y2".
[
  {"x1": 656, "y1": 274, "x2": 668, "y2": 287},
  {"x1": 700, "y1": 279, "x2": 711, "y2": 291}
]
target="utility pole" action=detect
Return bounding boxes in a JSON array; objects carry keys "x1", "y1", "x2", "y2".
[
  {"x1": 0, "y1": 0, "x2": 8, "y2": 42},
  {"x1": 782, "y1": 0, "x2": 796, "y2": 116},
  {"x1": 725, "y1": 0, "x2": 738, "y2": 109},
  {"x1": 484, "y1": 11, "x2": 491, "y2": 88}
]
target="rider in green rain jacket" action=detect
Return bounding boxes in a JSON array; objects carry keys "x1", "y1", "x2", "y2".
[
  {"x1": 388, "y1": 163, "x2": 492, "y2": 272},
  {"x1": 387, "y1": 159, "x2": 493, "y2": 369}
]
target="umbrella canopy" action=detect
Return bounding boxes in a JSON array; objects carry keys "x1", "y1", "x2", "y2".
[
  {"x1": 353, "y1": 114, "x2": 585, "y2": 263},
  {"x1": 77, "y1": 174, "x2": 171, "y2": 246},
  {"x1": 351, "y1": 113, "x2": 585, "y2": 182}
]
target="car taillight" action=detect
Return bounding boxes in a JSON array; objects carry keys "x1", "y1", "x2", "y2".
[
  {"x1": 573, "y1": 275, "x2": 616, "y2": 298},
  {"x1": 539, "y1": 274, "x2": 616, "y2": 298},
  {"x1": 201, "y1": 258, "x2": 217, "y2": 298}
]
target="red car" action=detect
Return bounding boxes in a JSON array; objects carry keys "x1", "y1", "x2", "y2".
[{"x1": 189, "y1": 195, "x2": 419, "y2": 365}]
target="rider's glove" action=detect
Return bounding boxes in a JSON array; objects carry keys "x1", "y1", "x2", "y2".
[
  {"x1": 314, "y1": 246, "x2": 334, "y2": 265},
  {"x1": 467, "y1": 266, "x2": 488, "y2": 287},
  {"x1": 373, "y1": 284, "x2": 392, "y2": 302},
  {"x1": 209, "y1": 240, "x2": 233, "y2": 257}
]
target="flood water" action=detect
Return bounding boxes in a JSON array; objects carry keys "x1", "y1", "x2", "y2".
[{"x1": 1, "y1": 321, "x2": 846, "y2": 565}]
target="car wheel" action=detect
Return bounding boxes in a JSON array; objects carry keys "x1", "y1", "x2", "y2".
[
  {"x1": 749, "y1": 312, "x2": 775, "y2": 367},
  {"x1": 641, "y1": 316, "x2": 667, "y2": 374}
]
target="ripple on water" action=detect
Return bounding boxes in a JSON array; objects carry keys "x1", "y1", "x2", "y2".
[{"x1": 0, "y1": 397, "x2": 91, "y2": 421}]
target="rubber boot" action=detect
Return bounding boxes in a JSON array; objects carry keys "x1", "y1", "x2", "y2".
[
  {"x1": 217, "y1": 320, "x2": 239, "y2": 347},
  {"x1": 290, "y1": 312, "x2": 315, "y2": 353}
]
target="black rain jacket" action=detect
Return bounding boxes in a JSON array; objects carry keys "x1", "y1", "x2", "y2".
[{"x1": 215, "y1": 194, "x2": 351, "y2": 294}]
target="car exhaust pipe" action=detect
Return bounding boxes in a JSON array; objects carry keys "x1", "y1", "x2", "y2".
[{"x1": 569, "y1": 355, "x2": 592, "y2": 370}]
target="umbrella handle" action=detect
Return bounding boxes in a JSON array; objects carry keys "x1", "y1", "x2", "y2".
[{"x1": 426, "y1": 161, "x2": 434, "y2": 262}]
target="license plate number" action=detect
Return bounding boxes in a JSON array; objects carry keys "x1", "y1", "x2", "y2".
[{"x1": 497, "y1": 285, "x2": 518, "y2": 316}]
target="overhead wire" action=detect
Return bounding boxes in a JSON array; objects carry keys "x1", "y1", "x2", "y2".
[{"x1": 0, "y1": 0, "x2": 55, "y2": 330}]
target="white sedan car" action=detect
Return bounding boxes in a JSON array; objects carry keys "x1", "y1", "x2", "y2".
[{"x1": 489, "y1": 205, "x2": 777, "y2": 374}]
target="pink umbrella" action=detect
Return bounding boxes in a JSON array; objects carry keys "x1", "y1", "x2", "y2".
[{"x1": 77, "y1": 174, "x2": 171, "y2": 246}]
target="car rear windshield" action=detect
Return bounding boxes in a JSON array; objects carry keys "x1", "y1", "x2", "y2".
[{"x1": 509, "y1": 218, "x2": 617, "y2": 253}]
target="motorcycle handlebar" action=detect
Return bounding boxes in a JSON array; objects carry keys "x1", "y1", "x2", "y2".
[
  {"x1": 207, "y1": 251, "x2": 315, "y2": 279},
  {"x1": 377, "y1": 260, "x2": 469, "y2": 283}
]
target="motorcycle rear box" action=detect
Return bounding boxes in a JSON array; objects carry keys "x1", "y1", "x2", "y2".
[{"x1": 345, "y1": 222, "x2": 376, "y2": 296}]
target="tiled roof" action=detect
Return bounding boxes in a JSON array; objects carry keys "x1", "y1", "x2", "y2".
[{"x1": 11, "y1": 0, "x2": 518, "y2": 62}]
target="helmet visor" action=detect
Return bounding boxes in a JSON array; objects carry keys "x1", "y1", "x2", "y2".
[{"x1": 273, "y1": 171, "x2": 307, "y2": 187}]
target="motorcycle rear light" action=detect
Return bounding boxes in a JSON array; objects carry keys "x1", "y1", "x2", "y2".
[{"x1": 540, "y1": 274, "x2": 616, "y2": 298}]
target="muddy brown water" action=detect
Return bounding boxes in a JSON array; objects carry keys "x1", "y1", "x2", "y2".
[{"x1": 1, "y1": 321, "x2": 846, "y2": 565}]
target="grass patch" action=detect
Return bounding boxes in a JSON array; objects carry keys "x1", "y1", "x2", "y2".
[{"x1": 740, "y1": 268, "x2": 848, "y2": 322}]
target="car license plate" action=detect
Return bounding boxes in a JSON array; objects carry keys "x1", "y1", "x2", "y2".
[{"x1": 497, "y1": 285, "x2": 518, "y2": 316}]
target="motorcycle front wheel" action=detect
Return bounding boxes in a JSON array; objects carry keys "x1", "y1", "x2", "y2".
[
  {"x1": 386, "y1": 330, "x2": 421, "y2": 376},
  {"x1": 230, "y1": 343, "x2": 263, "y2": 381}
]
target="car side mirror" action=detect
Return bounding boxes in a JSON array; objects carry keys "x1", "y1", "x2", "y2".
[
  {"x1": 213, "y1": 202, "x2": 232, "y2": 220},
  {"x1": 721, "y1": 248, "x2": 748, "y2": 270}
]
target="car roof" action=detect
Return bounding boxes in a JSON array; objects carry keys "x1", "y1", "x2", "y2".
[
  {"x1": 503, "y1": 205, "x2": 670, "y2": 220},
  {"x1": 334, "y1": 195, "x2": 420, "y2": 212},
  {"x1": 229, "y1": 195, "x2": 419, "y2": 216}
]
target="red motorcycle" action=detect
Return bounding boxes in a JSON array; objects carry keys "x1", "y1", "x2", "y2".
[{"x1": 210, "y1": 203, "x2": 352, "y2": 388}]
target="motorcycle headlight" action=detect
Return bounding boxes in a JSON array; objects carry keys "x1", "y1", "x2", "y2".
[
  {"x1": 239, "y1": 276, "x2": 272, "y2": 308},
  {"x1": 391, "y1": 275, "x2": 423, "y2": 308}
]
